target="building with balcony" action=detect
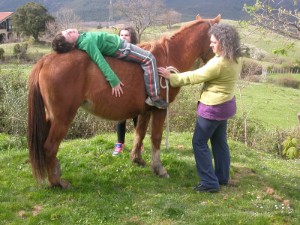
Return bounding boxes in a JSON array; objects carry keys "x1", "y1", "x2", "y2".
[{"x1": 0, "y1": 12, "x2": 14, "y2": 43}]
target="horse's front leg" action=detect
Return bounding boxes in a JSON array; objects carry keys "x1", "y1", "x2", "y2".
[
  {"x1": 151, "y1": 109, "x2": 169, "y2": 178},
  {"x1": 130, "y1": 112, "x2": 151, "y2": 166}
]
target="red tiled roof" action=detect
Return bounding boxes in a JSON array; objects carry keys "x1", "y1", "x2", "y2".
[{"x1": 0, "y1": 12, "x2": 13, "y2": 22}]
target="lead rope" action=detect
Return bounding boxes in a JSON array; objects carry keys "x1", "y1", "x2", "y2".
[{"x1": 160, "y1": 66, "x2": 180, "y2": 149}]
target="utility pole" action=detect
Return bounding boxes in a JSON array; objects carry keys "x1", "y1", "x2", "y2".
[{"x1": 108, "y1": 0, "x2": 113, "y2": 27}]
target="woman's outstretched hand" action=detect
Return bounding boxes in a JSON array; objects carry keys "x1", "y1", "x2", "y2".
[
  {"x1": 112, "y1": 82, "x2": 124, "y2": 97},
  {"x1": 158, "y1": 67, "x2": 171, "y2": 79}
]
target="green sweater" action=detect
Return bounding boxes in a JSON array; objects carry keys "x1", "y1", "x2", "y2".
[
  {"x1": 170, "y1": 55, "x2": 242, "y2": 105},
  {"x1": 76, "y1": 32, "x2": 122, "y2": 87}
]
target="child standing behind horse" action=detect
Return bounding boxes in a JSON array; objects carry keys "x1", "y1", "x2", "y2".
[
  {"x1": 51, "y1": 29, "x2": 168, "y2": 109},
  {"x1": 112, "y1": 26, "x2": 144, "y2": 156}
]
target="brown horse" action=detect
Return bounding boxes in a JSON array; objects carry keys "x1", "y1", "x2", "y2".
[{"x1": 28, "y1": 15, "x2": 221, "y2": 188}]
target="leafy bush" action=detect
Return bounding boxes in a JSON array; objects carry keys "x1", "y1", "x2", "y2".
[
  {"x1": 0, "y1": 69, "x2": 28, "y2": 135},
  {"x1": 281, "y1": 136, "x2": 299, "y2": 159},
  {"x1": 0, "y1": 47, "x2": 4, "y2": 61},
  {"x1": 241, "y1": 60, "x2": 262, "y2": 78},
  {"x1": 243, "y1": 75, "x2": 261, "y2": 83},
  {"x1": 274, "y1": 127, "x2": 300, "y2": 159},
  {"x1": 266, "y1": 76, "x2": 300, "y2": 89},
  {"x1": 275, "y1": 77, "x2": 300, "y2": 89},
  {"x1": 0, "y1": 133, "x2": 27, "y2": 150},
  {"x1": 241, "y1": 44, "x2": 266, "y2": 61},
  {"x1": 228, "y1": 114, "x2": 269, "y2": 148},
  {"x1": 13, "y1": 43, "x2": 28, "y2": 60}
]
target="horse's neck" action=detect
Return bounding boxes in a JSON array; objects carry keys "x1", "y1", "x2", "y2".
[
  {"x1": 166, "y1": 22, "x2": 211, "y2": 72},
  {"x1": 169, "y1": 41, "x2": 198, "y2": 71}
]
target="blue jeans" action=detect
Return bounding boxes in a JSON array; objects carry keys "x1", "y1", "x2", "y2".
[{"x1": 192, "y1": 116, "x2": 230, "y2": 188}]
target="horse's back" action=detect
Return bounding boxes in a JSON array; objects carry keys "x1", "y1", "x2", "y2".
[{"x1": 36, "y1": 50, "x2": 147, "y2": 121}]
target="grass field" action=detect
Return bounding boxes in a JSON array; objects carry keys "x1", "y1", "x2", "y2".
[
  {"x1": 0, "y1": 132, "x2": 299, "y2": 225},
  {"x1": 235, "y1": 81, "x2": 300, "y2": 129}
]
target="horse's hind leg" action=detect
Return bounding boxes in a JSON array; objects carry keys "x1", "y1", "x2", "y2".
[
  {"x1": 43, "y1": 120, "x2": 71, "y2": 189},
  {"x1": 131, "y1": 112, "x2": 151, "y2": 166},
  {"x1": 151, "y1": 110, "x2": 169, "y2": 178}
]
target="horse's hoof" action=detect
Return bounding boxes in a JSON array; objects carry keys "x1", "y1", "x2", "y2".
[
  {"x1": 152, "y1": 167, "x2": 169, "y2": 178},
  {"x1": 159, "y1": 173, "x2": 170, "y2": 178},
  {"x1": 131, "y1": 155, "x2": 146, "y2": 166},
  {"x1": 60, "y1": 180, "x2": 71, "y2": 189},
  {"x1": 50, "y1": 180, "x2": 71, "y2": 189},
  {"x1": 133, "y1": 159, "x2": 146, "y2": 167}
]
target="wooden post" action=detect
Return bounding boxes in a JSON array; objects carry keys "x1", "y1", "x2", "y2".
[{"x1": 298, "y1": 113, "x2": 300, "y2": 127}]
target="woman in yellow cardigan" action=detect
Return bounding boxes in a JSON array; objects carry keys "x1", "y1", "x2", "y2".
[{"x1": 158, "y1": 23, "x2": 242, "y2": 193}]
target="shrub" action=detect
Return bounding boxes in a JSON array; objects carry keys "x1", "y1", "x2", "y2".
[
  {"x1": 228, "y1": 115, "x2": 268, "y2": 148},
  {"x1": 281, "y1": 136, "x2": 300, "y2": 159},
  {"x1": 241, "y1": 60, "x2": 262, "y2": 79},
  {"x1": 244, "y1": 75, "x2": 261, "y2": 83},
  {"x1": 241, "y1": 44, "x2": 266, "y2": 61},
  {"x1": 13, "y1": 43, "x2": 28, "y2": 60},
  {"x1": 0, "y1": 47, "x2": 4, "y2": 61},
  {"x1": 275, "y1": 77, "x2": 300, "y2": 89},
  {"x1": 274, "y1": 128, "x2": 300, "y2": 159},
  {"x1": 0, "y1": 69, "x2": 28, "y2": 135}
]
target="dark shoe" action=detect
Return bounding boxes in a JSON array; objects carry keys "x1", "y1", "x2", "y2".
[
  {"x1": 193, "y1": 184, "x2": 219, "y2": 193},
  {"x1": 145, "y1": 96, "x2": 168, "y2": 109},
  {"x1": 220, "y1": 180, "x2": 238, "y2": 187}
]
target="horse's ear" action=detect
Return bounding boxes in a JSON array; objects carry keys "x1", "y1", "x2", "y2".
[
  {"x1": 196, "y1": 14, "x2": 202, "y2": 20},
  {"x1": 210, "y1": 14, "x2": 221, "y2": 25}
]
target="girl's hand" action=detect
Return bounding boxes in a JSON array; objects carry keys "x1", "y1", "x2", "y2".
[
  {"x1": 112, "y1": 82, "x2": 124, "y2": 97},
  {"x1": 158, "y1": 67, "x2": 171, "y2": 79}
]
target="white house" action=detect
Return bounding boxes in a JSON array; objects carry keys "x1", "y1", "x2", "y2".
[{"x1": 0, "y1": 12, "x2": 14, "y2": 43}]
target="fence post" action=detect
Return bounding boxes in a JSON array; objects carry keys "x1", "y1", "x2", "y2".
[{"x1": 298, "y1": 113, "x2": 300, "y2": 127}]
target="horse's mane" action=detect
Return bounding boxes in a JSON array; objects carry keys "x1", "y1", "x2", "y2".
[
  {"x1": 169, "y1": 19, "x2": 209, "y2": 42},
  {"x1": 139, "y1": 15, "x2": 220, "y2": 52},
  {"x1": 139, "y1": 20, "x2": 205, "y2": 50}
]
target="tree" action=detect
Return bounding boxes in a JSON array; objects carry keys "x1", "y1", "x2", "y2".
[
  {"x1": 243, "y1": 0, "x2": 299, "y2": 40},
  {"x1": 45, "y1": 8, "x2": 82, "y2": 41},
  {"x1": 113, "y1": 0, "x2": 166, "y2": 41},
  {"x1": 160, "y1": 9, "x2": 182, "y2": 29},
  {"x1": 12, "y1": 2, "x2": 54, "y2": 42}
]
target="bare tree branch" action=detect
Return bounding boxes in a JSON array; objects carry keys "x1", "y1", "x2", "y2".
[
  {"x1": 113, "y1": 0, "x2": 166, "y2": 40},
  {"x1": 44, "y1": 8, "x2": 82, "y2": 41},
  {"x1": 244, "y1": 0, "x2": 299, "y2": 40}
]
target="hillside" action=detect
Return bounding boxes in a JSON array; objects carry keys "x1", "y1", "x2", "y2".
[{"x1": 0, "y1": 0, "x2": 255, "y2": 22}]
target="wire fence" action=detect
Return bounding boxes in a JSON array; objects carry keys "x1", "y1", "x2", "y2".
[{"x1": 267, "y1": 68, "x2": 300, "y2": 74}]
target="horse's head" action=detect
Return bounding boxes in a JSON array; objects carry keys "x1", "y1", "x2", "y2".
[{"x1": 157, "y1": 14, "x2": 221, "y2": 71}]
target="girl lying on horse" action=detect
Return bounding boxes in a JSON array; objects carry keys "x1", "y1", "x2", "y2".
[{"x1": 51, "y1": 29, "x2": 168, "y2": 109}]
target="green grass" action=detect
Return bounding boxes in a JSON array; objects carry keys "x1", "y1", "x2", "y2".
[
  {"x1": 267, "y1": 73, "x2": 300, "y2": 81},
  {"x1": 0, "y1": 132, "x2": 299, "y2": 225},
  {"x1": 235, "y1": 81, "x2": 300, "y2": 129},
  {"x1": 0, "y1": 42, "x2": 52, "y2": 57}
]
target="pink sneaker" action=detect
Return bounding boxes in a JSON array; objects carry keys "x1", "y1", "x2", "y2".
[{"x1": 112, "y1": 143, "x2": 123, "y2": 156}]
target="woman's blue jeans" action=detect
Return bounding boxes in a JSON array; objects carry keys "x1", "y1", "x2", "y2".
[{"x1": 192, "y1": 115, "x2": 230, "y2": 188}]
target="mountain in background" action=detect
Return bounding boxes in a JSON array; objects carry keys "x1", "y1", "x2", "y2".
[{"x1": 0, "y1": 0, "x2": 295, "y2": 22}]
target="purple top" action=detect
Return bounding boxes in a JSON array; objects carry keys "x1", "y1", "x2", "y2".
[{"x1": 197, "y1": 97, "x2": 236, "y2": 121}]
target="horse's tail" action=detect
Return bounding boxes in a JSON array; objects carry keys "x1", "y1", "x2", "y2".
[{"x1": 27, "y1": 59, "x2": 48, "y2": 181}]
